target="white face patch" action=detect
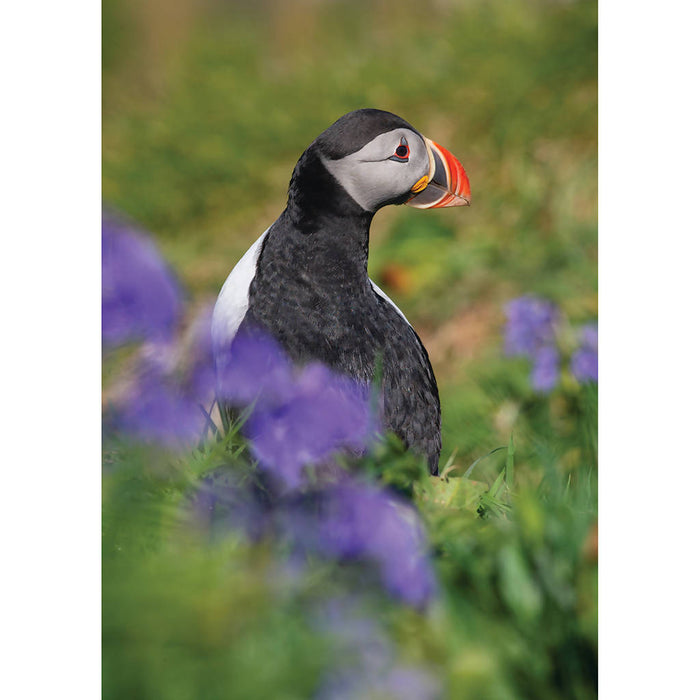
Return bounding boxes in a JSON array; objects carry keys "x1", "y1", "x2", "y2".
[{"x1": 320, "y1": 128, "x2": 431, "y2": 211}]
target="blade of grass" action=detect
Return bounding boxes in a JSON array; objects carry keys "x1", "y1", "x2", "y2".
[
  {"x1": 464, "y1": 445, "x2": 507, "y2": 480},
  {"x1": 505, "y1": 433, "x2": 515, "y2": 491}
]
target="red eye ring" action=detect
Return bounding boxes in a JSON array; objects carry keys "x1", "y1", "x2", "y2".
[{"x1": 390, "y1": 136, "x2": 410, "y2": 162}]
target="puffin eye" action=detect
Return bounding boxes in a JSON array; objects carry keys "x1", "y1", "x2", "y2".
[{"x1": 388, "y1": 136, "x2": 410, "y2": 162}]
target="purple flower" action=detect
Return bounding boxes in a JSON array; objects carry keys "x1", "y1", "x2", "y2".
[
  {"x1": 102, "y1": 208, "x2": 183, "y2": 347},
  {"x1": 108, "y1": 308, "x2": 219, "y2": 448},
  {"x1": 315, "y1": 598, "x2": 441, "y2": 699},
  {"x1": 373, "y1": 667, "x2": 442, "y2": 700},
  {"x1": 218, "y1": 331, "x2": 376, "y2": 489},
  {"x1": 571, "y1": 323, "x2": 598, "y2": 383},
  {"x1": 313, "y1": 598, "x2": 393, "y2": 673},
  {"x1": 531, "y1": 344, "x2": 560, "y2": 393},
  {"x1": 247, "y1": 366, "x2": 376, "y2": 489},
  {"x1": 112, "y1": 353, "x2": 209, "y2": 447},
  {"x1": 182, "y1": 304, "x2": 218, "y2": 402},
  {"x1": 217, "y1": 327, "x2": 294, "y2": 406},
  {"x1": 314, "y1": 482, "x2": 437, "y2": 607},
  {"x1": 503, "y1": 296, "x2": 559, "y2": 359},
  {"x1": 318, "y1": 654, "x2": 440, "y2": 700}
]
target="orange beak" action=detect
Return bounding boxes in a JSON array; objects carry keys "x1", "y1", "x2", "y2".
[{"x1": 406, "y1": 138, "x2": 471, "y2": 209}]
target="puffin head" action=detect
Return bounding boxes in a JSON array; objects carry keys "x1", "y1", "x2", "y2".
[{"x1": 313, "y1": 108, "x2": 471, "y2": 213}]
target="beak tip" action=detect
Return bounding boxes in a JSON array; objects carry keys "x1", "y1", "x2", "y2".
[{"x1": 415, "y1": 138, "x2": 471, "y2": 209}]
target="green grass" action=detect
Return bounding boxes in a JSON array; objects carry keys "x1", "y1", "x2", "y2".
[{"x1": 103, "y1": 1, "x2": 597, "y2": 697}]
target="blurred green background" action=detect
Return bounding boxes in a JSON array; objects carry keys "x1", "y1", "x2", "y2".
[{"x1": 103, "y1": 0, "x2": 597, "y2": 697}]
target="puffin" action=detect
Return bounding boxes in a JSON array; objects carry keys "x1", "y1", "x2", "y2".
[{"x1": 211, "y1": 109, "x2": 470, "y2": 475}]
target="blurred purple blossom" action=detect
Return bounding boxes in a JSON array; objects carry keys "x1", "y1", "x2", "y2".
[
  {"x1": 531, "y1": 344, "x2": 560, "y2": 393},
  {"x1": 246, "y1": 364, "x2": 376, "y2": 490},
  {"x1": 315, "y1": 598, "x2": 441, "y2": 699},
  {"x1": 503, "y1": 295, "x2": 599, "y2": 393},
  {"x1": 318, "y1": 655, "x2": 441, "y2": 700},
  {"x1": 571, "y1": 323, "x2": 598, "y2": 383},
  {"x1": 189, "y1": 473, "x2": 436, "y2": 607},
  {"x1": 318, "y1": 482, "x2": 437, "y2": 607},
  {"x1": 281, "y1": 480, "x2": 436, "y2": 607},
  {"x1": 107, "y1": 304, "x2": 219, "y2": 449},
  {"x1": 182, "y1": 304, "x2": 218, "y2": 401},
  {"x1": 503, "y1": 296, "x2": 559, "y2": 359},
  {"x1": 102, "y1": 209, "x2": 183, "y2": 347},
  {"x1": 217, "y1": 327, "x2": 294, "y2": 406},
  {"x1": 101, "y1": 208, "x2": 217, "y2": 448},
  {"x1": 112, "y1": 352, "x2": 209, "y2": 447},
  {"x1": 217, "y1": 330, "x2": 377, "y2": 489},
  {"x1": 314, "y1": 598, "x2": 393, "y2": 668}
]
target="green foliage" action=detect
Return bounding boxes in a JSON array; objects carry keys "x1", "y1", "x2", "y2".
[{"x1": 417, "y1": 434, "x2": 597, "y2": 699}]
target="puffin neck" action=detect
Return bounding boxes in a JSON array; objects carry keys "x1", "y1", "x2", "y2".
[
  {"x1": 273, "y1": 145, "x2": 374, "y2": 281},
  {"x1": 285, "y1": 146, "x2": 373, "y2": 233}
]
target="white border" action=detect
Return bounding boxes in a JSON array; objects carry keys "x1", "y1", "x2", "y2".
[{"x1": 3, "y1": 2, "x2": 101, "y2": 697}]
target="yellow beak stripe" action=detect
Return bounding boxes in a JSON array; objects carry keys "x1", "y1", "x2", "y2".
[{"x1": 411, "y1": 175, "x2": 429, "y2": 194}]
